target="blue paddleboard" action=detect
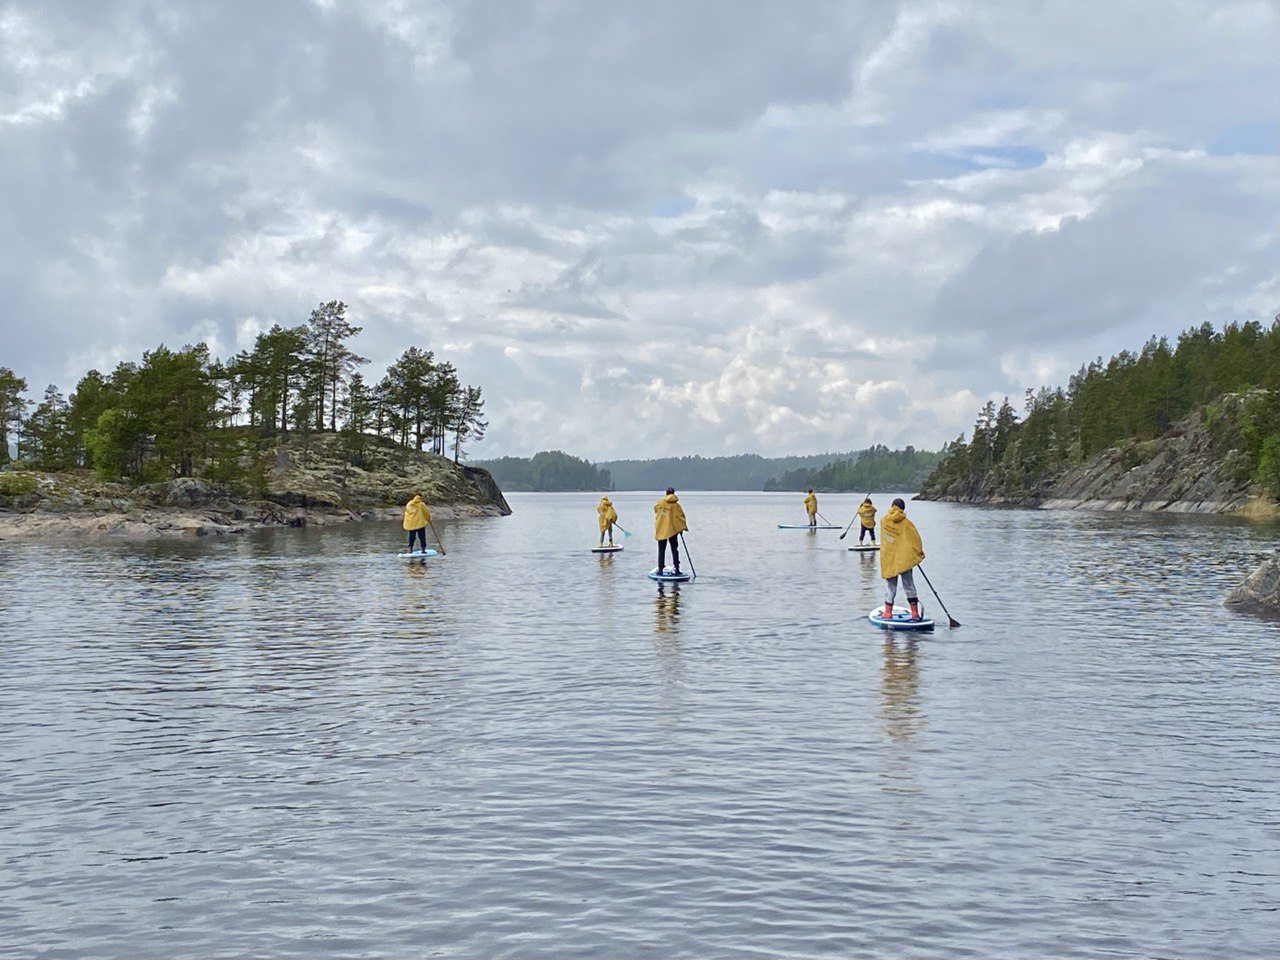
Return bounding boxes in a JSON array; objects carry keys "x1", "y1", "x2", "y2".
[
  {"x1": 591, "y1": 544, "x2": 624, "y2": 553},
  {"x1": 398, "y1": 549, "x2": 439, "y2": 559},
  {"x1": 648, "y1": 567, "x2": 692, "y2": 582},
  {"x1": 777, "y1": 523, "x2": 841, "y2": 529},
  {"x1": 868, "y1": 607, "x2": 934, "y2": 631}
]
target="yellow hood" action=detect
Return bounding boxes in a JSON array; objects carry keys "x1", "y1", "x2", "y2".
[
  {"x1": 879, "y1": 504, "x2": 924, "y2": 578},
  {"x1": 803, "y1": 492, "x2": 817, "y2": 512},
  {"x1": 653, "y1": 494, "x2": 688, "y2": 540},
  {"x1": 402, "y1": 495, "x2": 431, "y2": 530}
]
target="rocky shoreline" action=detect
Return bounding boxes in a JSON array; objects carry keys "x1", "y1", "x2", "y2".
[
  {"x1": 0, "y1": 435, "x2": 511, "y2": 539},
  {"x1": 1225, "y1": 550, "x2": 1280, "y2": 619}
]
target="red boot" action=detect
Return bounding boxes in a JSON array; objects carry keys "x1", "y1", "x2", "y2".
[
  {"x1": 908, "y1": 599, "x2": 921, "y2": 620},
  {"x1": 882, "y1": 602, "x2": 893, "y2": 619}
]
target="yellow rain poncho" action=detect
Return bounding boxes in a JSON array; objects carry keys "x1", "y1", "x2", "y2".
[
  {"x1": 402, "y1": 494, "x2": 431, "y2": 530},
  {"x1": 879, "y1": 503, "x2": 924, "y2": 579},
  {"x1": 857, "y1": 500, "x2": 876, "y2": 530},
  {"x1": 653, "y1": 493, "x2": 688, "y2": 540},
  {"x1": 803, "y1": 491, "x2": 818, "y2": 516},
  {"x1": 597, "y1": 496, "x2": 618, "y2": 532}
]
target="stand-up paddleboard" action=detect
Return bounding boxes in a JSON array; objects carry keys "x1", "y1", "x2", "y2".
[
  {"x1": 868, "y1": 607, "x2": 934, "y2": 630},
  {"x1": 648, "y1": 567, "x2": 693, "y2": 582},
  {"x1": 848, "y1": 543, "x2": 880, "y2": 552},
  {"x1": 398, "y1": 549, "x2": 439, "y2": 559},
  {"x1": 591, "y1": 544, "x2": 624, "y2": 553},
  {"x1": 777, "y1": 523, "x2": 841, "y2": 530}
]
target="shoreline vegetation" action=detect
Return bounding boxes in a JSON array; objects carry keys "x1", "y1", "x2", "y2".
[
  {"x1": 915, "y1": 320, "x2": 1279, "y2": 518},
  {"x1": 0, "y1": 300, "x2": 509, "y2": 537}
]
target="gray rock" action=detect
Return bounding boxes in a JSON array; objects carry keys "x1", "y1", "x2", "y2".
[{"x1": 1225, "y1": 550, "x2": 1280, "y2": 619}]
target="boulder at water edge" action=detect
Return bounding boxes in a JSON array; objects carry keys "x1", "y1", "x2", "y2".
[{"x1": 1225, "y1": 549, "x2": 1280, "y2": 619}]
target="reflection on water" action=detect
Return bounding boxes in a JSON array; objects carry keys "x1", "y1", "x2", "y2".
[
  {"x1": 1, "y1": 492, "x2": 1276, "y2": 959},
  {"x1": 880, "y1": 637, "x2": 922, "y2": 743}
]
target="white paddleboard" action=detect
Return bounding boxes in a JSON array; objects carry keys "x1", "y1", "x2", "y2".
[
  {"x1": 398, "y1": 549, "x2": 439, "y2": 559},
  {"x1": 591, "y1": 544, "x2": 624, "y2": 553},
  {"x1": 648, "y1": 567, "x2": 692, "y2": 582},
  {"x1": 848, "y1": 543, "x2": 880, "y2": 551},
  {"x1": 777, "y1": 523, "x2": 841, "y2": 529},
  {"x1": 868, "y1": 607, "x2": 934, "y2": 631}
]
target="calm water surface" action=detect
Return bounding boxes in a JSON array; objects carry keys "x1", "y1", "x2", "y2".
[{"x1": 2, "y1": 492, "x2": 1277, "y2": 958}]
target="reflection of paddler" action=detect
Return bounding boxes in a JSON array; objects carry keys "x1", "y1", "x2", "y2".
[
  {"x1": 880, "y1": 498, "x2": 925, "y2": 620},
  {"x1": 403, "y1": 494, "x2": 431, "y2": 553},
  {"x1": 857, "y1": 498, "x2": 877, "y2": 544},
  {"x1": 597, "y1": 496, "x2": 618, "y2": 546},
  {"x1": 654, "y1": 582, "x2": 681, "y2": 634},
  {"x1": 880, "y1": 637, "x2": 922, "y2": 742},
  {"x1": 803, "y1": 489, "x2": 818, "y2": 527}
]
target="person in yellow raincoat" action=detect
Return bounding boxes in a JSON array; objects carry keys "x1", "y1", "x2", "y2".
[
  {"x1": 856, "y1": 497, "x2": 877, "y2": 544},
  {"x1": 403, "y1": 494, "x2": 431, "y2": 553},
  {"x1": 597, "y1": 495, "x2": 619, "y2": 546},
  {"x1": 803, "y1": 489, "x2": 818, "y2": 527},
  {"x1": 880, "y1": 497, "x2": 925, "y2": 620},
  {"x1": 653, "y1": 487, "x2": 689, "y2": 574}
]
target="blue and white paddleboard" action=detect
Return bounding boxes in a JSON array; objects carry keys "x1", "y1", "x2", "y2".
[
  {"x1": 591, "y1": 544, "x2": 624, "y2": 553},
  {"x1": 848, "y1": 543, "x2": 880, "y2": 551},
  {"x1": 868, "y1": 607, "x2": 934, "y2": 630},
  {"x1": 648, "y1": 567, "x2": 692, "y2": 582},
  {"x1": 398, "y1": 549, "x2": 439, "y2": 559},
  {"x1": 777, "y1": 523, "x2": 841, "y2": 529}
]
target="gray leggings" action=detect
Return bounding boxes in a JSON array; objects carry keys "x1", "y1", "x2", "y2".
[{"x1": 885, "y1": 569, "x2": 918, "y2": 604}]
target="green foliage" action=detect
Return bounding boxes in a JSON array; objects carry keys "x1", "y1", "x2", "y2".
[
  {"x1": 764, "y1": 445, "x2": 941, "y2": 491},
  {"x1": 0, "y1": 471, "x2": 37, "y2": 496},
  {"x1": 0, "y1": 367, "x2": 30, "y2": 466},
  {"x1": 920, "y1": 318, "x2": 1280, "y2": 500},
  {"x1": 481, "y1": 451, "x2": 612, "y2": 491}
]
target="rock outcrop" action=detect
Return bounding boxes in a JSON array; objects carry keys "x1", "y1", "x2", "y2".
[
  {"x1": 1225, "y1": 550, "x2": 1280, "y2": 619},
  {"x1": 0, "y1": 433, "x2": 511, "y2": 539}
]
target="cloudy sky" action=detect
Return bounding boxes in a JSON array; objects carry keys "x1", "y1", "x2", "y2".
[{"x1": 1, "y1": 0, "x2": 1275, "y2": 459}]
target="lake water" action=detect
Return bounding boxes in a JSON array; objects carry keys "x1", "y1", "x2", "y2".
[{"x1": 2, "y1": 492, "x2": 1277, "y2": 958}]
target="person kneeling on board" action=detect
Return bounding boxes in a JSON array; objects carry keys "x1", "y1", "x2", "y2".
[
  {"x1": 654, "y1": 487, "x2": 688, "y2": 574},
  {"x1": 857, "y1": 497, "x2": 877, "y2": 544},
  {"x1": 597, "y1": 495, "x2": 618, "y2": 546},
  {"x1": 880, "y1": 497, "x2": 925, "y2": 620},
  {"x1": 403, "y1": 494, "x2": 431, "y2": 554},
  {"x1": 804, "y1": 489, "x2": 818, "y2": 528}
]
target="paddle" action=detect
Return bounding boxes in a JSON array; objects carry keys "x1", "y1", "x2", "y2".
[
  {"x1": 427, "y1": 518, "x2": 447, "y2": 556},
  {"x1": 614, "y1": 523, "x2": 632, "y2": 538},
  {"x1": 839, "y1": 492, "x2": 872, "y2": 541},
  {"x1": 816, "y1": 512, "x2": 835, "y2": 527},
  {"x1": 917, "y1": 564, "x2": 958, "y2": 628},
  {"x1": 679, "y1": 531, "x2": 697, "y2": 580}
]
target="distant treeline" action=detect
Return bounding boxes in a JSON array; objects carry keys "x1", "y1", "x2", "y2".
[
  {"x1": 601, "y1": 452, "x2": 860, "y2": 490},
  {"x1": 920, "y1": 319, "x2": 1279, "y2": 500},
  {"x1": 0, "y1": 300, "x2": 487, "y2": 484},
  {"x1": 764, "y1": 445, "x2": 942, "y2": 492},
  {"x1": 479, "y1": 451, "x2": 612, "y2": 492},
  {"x1": 478, "y1": 448, "x2": 939, "y2": 492}
]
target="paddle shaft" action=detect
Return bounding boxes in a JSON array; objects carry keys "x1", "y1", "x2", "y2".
[
  {"x1": 427, "y1": 519, "x2": 447, "y2": 555},
  {"x1": 679, "y1": 532, "x2": 697, "y2": 579},
  {"x1": 916, "y1": 564, "x2": 958, "y2": 628}
]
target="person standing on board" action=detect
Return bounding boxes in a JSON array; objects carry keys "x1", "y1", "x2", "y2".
[
  {"x1": 880, "y1": 497, "x2": 925, "y2": 620},
  {"x1": 653, "y1": 487, "x2": 688, "y2": 575},
  {"x1": 597, "y1": 495, "x2": 619, "y2": 546},
  {"x1": 403, "y1": 493, "x2": 431, "y2": 554},
  {"x1": 803, "y1": 489, "x2": 818, "y2": 527},
  {"x1": 857, "y1": 497, "x2": 878, "y2": 543}
]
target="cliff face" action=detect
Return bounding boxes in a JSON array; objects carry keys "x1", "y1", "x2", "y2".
[
  {"x1": 0, "y1": 433, "x2": 511, "y2": 538},
  {"x1": 919, "y1": 390, "x2": 1276, "y2": 515}
]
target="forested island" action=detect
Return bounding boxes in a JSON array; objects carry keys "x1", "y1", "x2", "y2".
[
  {"x1": 477, "y1": 448, "x2": 939, "y2": 492},
  {"x1": 0, "y1": 301, "x2": 508, "y2": 535},
  {"x1": 917, "y1": 319, "x2": 1279, "y2": 513}
]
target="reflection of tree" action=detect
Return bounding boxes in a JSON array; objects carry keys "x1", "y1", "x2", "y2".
[
  {"x1": 654, "y1": 583, "x2": 681, "y2": 635},
  {"x1": 880, "y1": 637, "x2": 922, "y2": 742}
]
